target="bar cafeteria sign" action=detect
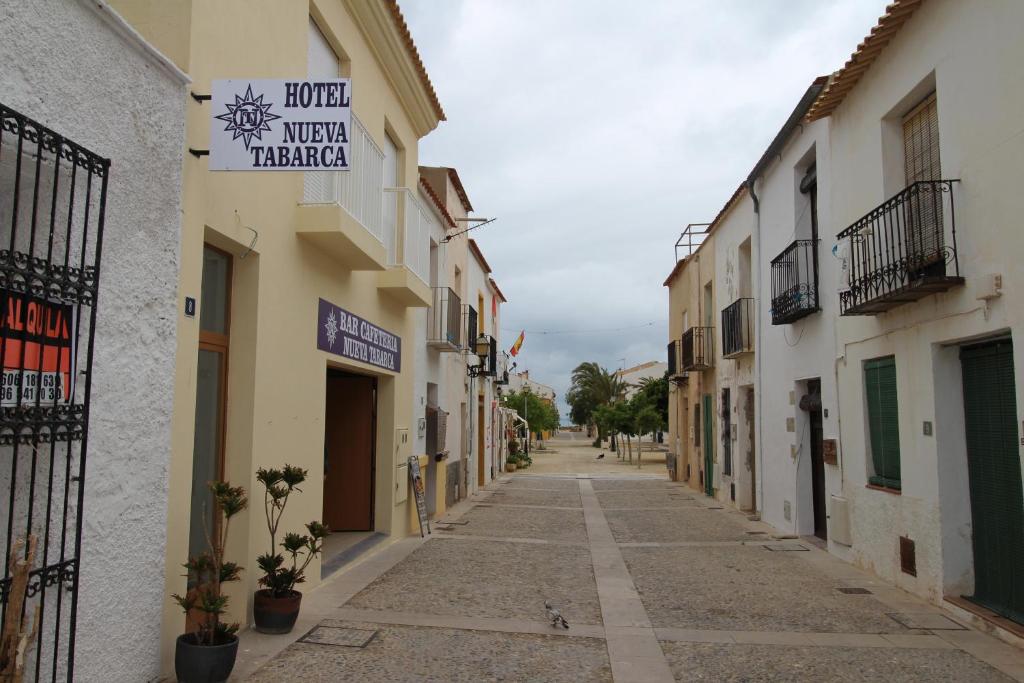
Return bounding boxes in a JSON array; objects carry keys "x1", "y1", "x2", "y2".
[
  {"x1": 209, "y1": 79, "x2": 351, "y2": 171},
  {"x1": 317, "y1": 299, "x2": 400, "y2": 372}
]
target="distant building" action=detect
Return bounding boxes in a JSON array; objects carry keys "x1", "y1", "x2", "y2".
[{"x1": 615, "y1": 361, "x2": 668, "y2": 399}]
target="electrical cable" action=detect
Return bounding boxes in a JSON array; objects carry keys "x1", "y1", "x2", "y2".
[{"x1": 499, "y1": 320, "x2": 666, "y2": 336}]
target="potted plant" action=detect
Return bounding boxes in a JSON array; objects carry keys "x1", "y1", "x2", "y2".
[
  {"x1": 172, "y1": 481, "x2": 247, "y2": 683},
  {"x1": 253, "y1": 466, "x2": 329, "y2": 634}
]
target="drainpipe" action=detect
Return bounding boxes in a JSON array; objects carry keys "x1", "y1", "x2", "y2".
[{"x1": 746, "y1": 177, "x2": 765, "y2": 516}]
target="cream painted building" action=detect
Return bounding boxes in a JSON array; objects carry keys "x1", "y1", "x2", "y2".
[
  {"x1": 111, "y1": 0, "x2": 451, "y2": 673},
  {"x1": 817, "y1": 0, "x2": 1024, "y2": 627},
  {"x1": 418, "y1": 166, "x2": 506, "y2": 511},
  {"x1": 665, "y1": 218, "x2": 721, "y2": 492}
]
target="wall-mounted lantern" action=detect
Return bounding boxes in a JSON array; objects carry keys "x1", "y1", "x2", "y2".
[{"x1": 467, "y1": 333, "x2": 498, "y2": 378}]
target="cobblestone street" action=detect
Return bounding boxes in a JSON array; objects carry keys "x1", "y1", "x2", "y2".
[{"x1": 235, "y1": 433, "x2": 1024, "y2": 682}]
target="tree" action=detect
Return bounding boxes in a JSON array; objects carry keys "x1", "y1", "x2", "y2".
[
  {"x1": 636, "y1": 375, "x2": 669, "y2": 433},
  {"x1": 567, "y1": 362, "x2": 625, "y2": 445},
  {"x1": 634, "y1": 404, "x2": 663, "y2": 468},
  {"x1": 503, "y1": 389, "x2": 558, "y2": 445}
]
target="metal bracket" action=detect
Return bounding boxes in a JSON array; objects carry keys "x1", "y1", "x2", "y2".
[
  {"x1": 190, "y1": 92, "x2": 211, "y2": 103},
  {"x1": 188, "y1": 148, "x2": 209, "y2": 158}
]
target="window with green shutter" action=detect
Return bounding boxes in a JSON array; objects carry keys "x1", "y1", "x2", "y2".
[{"x1": 865, "y1": 356, "x2": 901, "y2": 490}]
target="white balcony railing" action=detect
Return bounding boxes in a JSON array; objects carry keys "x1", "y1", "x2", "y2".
[
  {"x1": 382, "y1": 187, "x2": 433, "y2": 285},
  {"x1": 302, "y1": 114, "x2": 385, "y2": 244}
]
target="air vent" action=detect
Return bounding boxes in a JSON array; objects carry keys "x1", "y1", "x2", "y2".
[{"x1": 899, "y1": 536, "x2": 917, "y2": 576}]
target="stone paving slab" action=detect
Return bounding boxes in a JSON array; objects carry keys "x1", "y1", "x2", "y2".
[
  {"x1": 347, "y1": 538, "x2": 603, "y2": 624},
  {"x1": 591, "y1": 478, "x2": 679, "y2": 491},
  {"x1": 605, "y1": 507, "x2": 751, "y2": 543},
  {"x1": 249, "y1": 620, "x2": 611, "y2": 683},
  {"x1": 624, "y1": 545, "x2": 911, "y2": 633},
  {"x1": 597, "y1": 489, "x2": 698, "y2": 509},
  {"x1": 498, "y1": 476, "x2": 581, "y2": 491},
  {"x1": 446, "y1": 503, "x2": 588, "y2": 543},
  {"x1": 487, "y1": 487, "x2": 582, "y2": 508},
  {"x1": 660, "y1": 642, "x2": 1014, "y2": 682}
]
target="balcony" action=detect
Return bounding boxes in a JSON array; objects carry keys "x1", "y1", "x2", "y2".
[
  {"x1": 428, "y1": 287, "x2": 462, "y2": 352},
  {"x1": 377, "y1": 187, "x2": 433, "y2": 307},
  {"x1": 296, "y1": 115, "x2": 387, "y2": 271},
  {"x1": 721, "y1": 298, "x2": 754, "y2": 358},
  {"x1": 837, "y1": 179, "x2": 962, "y2": 316},
  {"x1": 667, "y1": 339, "x2": 688, "y2": 385},
  {"x1": 770, "y1": 239, "x2": 819, "y2": 325},
  {"x1": 681, "y1": 326, "x2": 714, "y2": 371}
]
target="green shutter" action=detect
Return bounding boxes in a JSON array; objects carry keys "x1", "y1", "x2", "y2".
[{"x1": 866, "y1": 356, "x2": 901, "y2": 489}]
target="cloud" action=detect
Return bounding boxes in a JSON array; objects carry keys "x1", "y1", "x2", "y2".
[{"x1": 401, "y1": 0, "x2": 886, "y2": 417}]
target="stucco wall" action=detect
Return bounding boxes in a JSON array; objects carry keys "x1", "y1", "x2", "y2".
[
  {"x1": 828, "y1": 0, "x2": 1024, "y2": 602},
  {"x1": 0, "y1": 1, "x2": 185, "y2": 680},
  {"x1": 754, "y1": 118, "x2": 845, "y2": 541}
]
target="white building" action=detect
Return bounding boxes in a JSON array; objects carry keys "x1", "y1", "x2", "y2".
[
  {"x1": 615, "y1": 361, "x2": 668, "y2": 399},
  {"x1": 751, "y1": 79, "x2": 842, "y2": 539},
  {"x1": 0, "y1": 1, "x2": 186, "y2": 680},
  {"x1": 817, "y1": 0, "x2": 1024, "y2": 625}
]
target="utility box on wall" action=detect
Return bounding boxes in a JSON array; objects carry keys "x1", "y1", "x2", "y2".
[{"x1": 830, "y1": 495, "x2": 852, "y2": 545}]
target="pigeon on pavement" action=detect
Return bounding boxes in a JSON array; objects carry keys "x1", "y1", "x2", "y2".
[
  {"x1": 596, "y1": 453, "x2": 605, "y2": 460},
  {"x1": 545, "y1": 601, "x2": 570, "y2": 629}
]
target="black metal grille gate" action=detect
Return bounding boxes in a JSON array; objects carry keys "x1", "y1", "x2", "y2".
[{"x1": 0, "y1": 102, "x2": 108, "y2": 681}]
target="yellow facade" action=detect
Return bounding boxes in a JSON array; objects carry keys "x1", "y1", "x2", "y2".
[{"x1": 112, "y1": 0, "x2": 445, "y2": 673}]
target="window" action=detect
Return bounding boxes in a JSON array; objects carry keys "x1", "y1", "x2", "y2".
[
  {"x1": 902, "y1": 92, "x2": 943, "y2": 268},
  {"x1": 304, "y1": 20, "x2": 341, "y2": 203},
  {"x1": 190, "y1": 246, "x2": 232, "y2": 559},
  {"x1": 865, "y1": 356, "x2": 901, "y2": 490}
]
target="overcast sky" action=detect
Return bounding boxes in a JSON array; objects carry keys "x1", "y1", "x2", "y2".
[{"x1": 401, "y1": 1, "x2": 884, "y2": 419}]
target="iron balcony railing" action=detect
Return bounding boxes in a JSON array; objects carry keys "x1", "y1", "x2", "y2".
[
  {"x1": 462, "y1": 304, "x2": 478, "y2": 354},
  {"x1": 770, "y1": 239, "x2": 819, "y2": 325},
  {"x1": 837, "y1": 179, "x2": 962, "y2": 315},
  {"x1": 722, "y1": 298, "x2": 754, "y2": 358},
  {"x1": 427, "y1": 287, "x2": 462, "y2": 351},
  {"x1": 681, "y1": 326, "x2": 714, "y2": 371},
  {"x1": 301, "y1": 114, "x2": 384, "y2": 243},
  {"x1": 382, "y1": 187, "x2": 433, "y2": 285}
]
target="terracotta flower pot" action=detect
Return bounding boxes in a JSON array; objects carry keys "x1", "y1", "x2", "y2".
[
  {"x1": 253, "y1": 589, "x2": 302, "y2": 634},
  {"x1": 174, "y1": 633, "x2": 238, "y2": 683},
  {"x1": 505, "y1": 463, "x2": 517, "y2": 472}
]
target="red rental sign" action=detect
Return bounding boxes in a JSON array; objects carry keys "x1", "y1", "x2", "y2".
[{"x1": 0, "y1": 288, "x2": 76, "y2": 406}]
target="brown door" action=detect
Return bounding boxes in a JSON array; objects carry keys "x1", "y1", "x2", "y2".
[
  {"x1": 323, "y1": 372, "x2": 376, "y2": 531},
  {"x1": 477, "y1": 399, "x2": 485, "y2": 486}
]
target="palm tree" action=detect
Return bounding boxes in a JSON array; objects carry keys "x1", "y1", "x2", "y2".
[{"x1": 568, "y1": 362, "x2": 626, "y2": 446}]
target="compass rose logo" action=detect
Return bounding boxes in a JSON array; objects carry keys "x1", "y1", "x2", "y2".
[{"x1": 215, "y1": 84, "x2": 281, "y2": 150}]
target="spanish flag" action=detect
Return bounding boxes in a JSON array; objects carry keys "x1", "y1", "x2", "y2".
[{"x1": 509, "y1": 330, "x2": 525, "y2": 357}]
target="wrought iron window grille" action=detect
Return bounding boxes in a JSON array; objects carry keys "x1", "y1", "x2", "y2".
[
  {"x1": 1, "y1": 101, "x2": 108, "y2": 682},
  {"x1": 770, "y1": 239, "x2": 819, "y2": 325},
  {"x1": 721, "y1": 298, "x2": 754, "y2": 358}
]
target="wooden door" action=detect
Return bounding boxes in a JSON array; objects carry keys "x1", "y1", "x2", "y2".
[
  {"x1": 323, "y1": 373, "x2": 376, "y2": 531},
  {"x1": 807, "y1": 379, "x2": 827, "y2": 540},
  {"x1": 961, "y1": 340, "x2": 1023, "y2": 623},
  {"x1": 477, "y1": 399, "x2": 485, "y2": 486}
]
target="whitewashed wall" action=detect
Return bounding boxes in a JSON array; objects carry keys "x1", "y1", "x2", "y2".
[
  {"x1": 829, "y1": 0, "x2": 1024, "y2": 602},
  {"x1": 753, "y1": 118, "x2": 845, "y2": 542},
  {"x1": 0, "y1": 1, "x2": 186, "y2": 681}
]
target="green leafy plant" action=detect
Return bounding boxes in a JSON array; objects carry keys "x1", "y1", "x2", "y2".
[
  {"x1": 172, "y1": 482, "x2": 248, "y2": 646},
  {"x1": 254, "y1": 466, "x2": 329, "y2": 597}
]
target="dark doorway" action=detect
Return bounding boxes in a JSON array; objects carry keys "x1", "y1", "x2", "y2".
[
  {"x1": 807, "y1": 379, "x2": 827, "y2": 540},
  {"x1": 702, "y1": 394, "x2": 714, "y2": 496},
  {"x1": 323, "y1": 371, "x2": 377, "y2": 531},
  {"x1": 745, "y1": 386, "x2": 756, "y2": 512},
  {"x1": 960, "y1": 339, "x2": 1023, "y2": 624},
  {"x1": 477, "y1": 397, "x2": 486, "y2": 486},
  {"x1": 722, "y1": 388, "x2": 732, "y2": 476}
]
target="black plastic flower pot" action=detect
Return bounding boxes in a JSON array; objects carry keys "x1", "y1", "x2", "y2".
[
  {"x1": 174, "y1": 633, "x2": 238, "y2": 683},
  {"x1": 253, "y1": 589, "x2": 302, "y2": 634}
]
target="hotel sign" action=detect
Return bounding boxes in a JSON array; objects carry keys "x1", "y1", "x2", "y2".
[
  {"x1": 317, "y1": 298, "x2": 400, "y2": 372},
  {"x1": 209, "y1": 79, "x2": 351, "y2": 171}
]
